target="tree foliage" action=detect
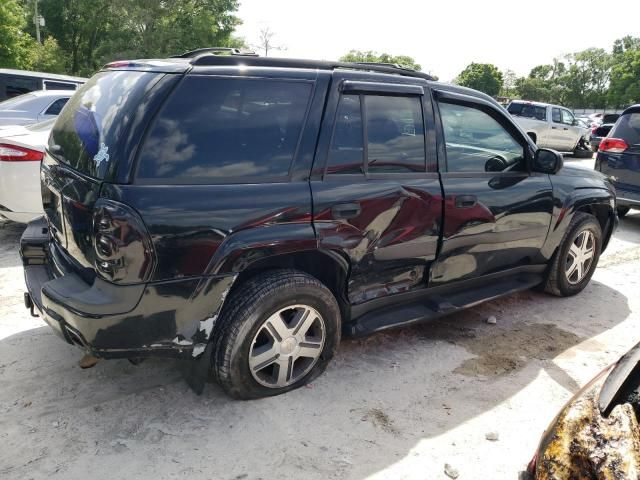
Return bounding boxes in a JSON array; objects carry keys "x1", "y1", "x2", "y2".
[
  {"x1": 456, "y1": 63, "x2": 503, "y2": 96},
  {"x1": 0, "y1": 0, "x2": 34, "y2": 69},
  {"x1": 340, "y1": 50, "x2": 422, "y2": 71},
  {"x1": 28, "y1": 0, "x2": 242, "y2": 75}
]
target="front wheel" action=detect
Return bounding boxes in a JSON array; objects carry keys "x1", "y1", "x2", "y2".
[
  {"x1": 544, "y1": 212, "x2": 602, "y2": 297},
  {"x1": 212, "y1": 269, "x2": 341, "y2": 399}
]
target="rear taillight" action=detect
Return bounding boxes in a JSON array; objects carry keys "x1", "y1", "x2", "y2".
[
  {"x1": 0, "y1": 143, "x2": 44, "y2": 162},
  {"x1": 92, "y1": 199, "x2": 156, "y2": 284},
  {"x1": 599, "y1": 138, "x2": 629, "y2": 153}
]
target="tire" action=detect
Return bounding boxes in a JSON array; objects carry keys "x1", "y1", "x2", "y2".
[
  {"x1": 544, "y1": 212, "x2": 602, "y2": 297},
  {"x1": 617, "y1": 206, "x2": 630, "y2": 218},
  {"x1": 573, "y1": 140, "x2": 594, "y2": 158},
  {"x1": 212, "y1": 269, "x2": 341, "y2": 399}
]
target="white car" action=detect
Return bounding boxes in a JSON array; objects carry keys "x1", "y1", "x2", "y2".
[
  {"x1": 0, "y1": 119, "x2": 53, "y2": 223},
  {"x1": 0, "y1": 90, "x2": 73, "y2": 126}
]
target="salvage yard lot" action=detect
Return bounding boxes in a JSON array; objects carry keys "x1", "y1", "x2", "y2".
[{"x1": 2, "y1": 180, "x2": 640, "y2": 478}]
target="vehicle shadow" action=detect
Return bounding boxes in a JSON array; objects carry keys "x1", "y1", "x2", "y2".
[
  {"x1": 0, "y1": 278, "x2": 631, "y2": 479},
  {"x1": 0, "y1": 219, "x2": 25, "y2": 269}
]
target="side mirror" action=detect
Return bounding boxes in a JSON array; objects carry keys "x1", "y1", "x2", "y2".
[{"x1": 533, "y1": 148, "x2": 563, "y2": 174}]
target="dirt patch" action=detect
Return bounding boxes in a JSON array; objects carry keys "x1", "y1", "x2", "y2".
[
  {"x1": 423, "y1": 321, "x2": 585, "y2": 378},
  {"x1": 359, "y1": 407, "x2": 399, "y2": 435}
]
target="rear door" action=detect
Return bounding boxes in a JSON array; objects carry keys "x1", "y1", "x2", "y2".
[
  {"x1": 431, "y1": 90, "x2": 553, "y2": 285},
  {"x1": 310, "y1": 72, "x2": 443, "y2": 305}
]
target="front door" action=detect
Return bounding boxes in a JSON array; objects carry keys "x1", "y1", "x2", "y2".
[
  {"x1": 311, "y1": 72, "x2": 443, "y2": 305},
  {"x1": 430, "y1": 91, "x2": 554, "y2": 285}
]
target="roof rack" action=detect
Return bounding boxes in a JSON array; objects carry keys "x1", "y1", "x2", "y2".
[
  {"x1": 189, "y1": 54, "x2": 435, "y2": 81},
  {"x1": 171, "y1": 47, "x2": 258, "y2": 58}
]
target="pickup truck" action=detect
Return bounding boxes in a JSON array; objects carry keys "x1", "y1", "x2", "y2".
[{"x1": 507, "y1": 100, "x2": 593, "y2": 157}]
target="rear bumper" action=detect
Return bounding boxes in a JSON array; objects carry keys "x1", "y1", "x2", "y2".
[{"x1": 21, "y1": 218, "x2": 236, "y2": 359}]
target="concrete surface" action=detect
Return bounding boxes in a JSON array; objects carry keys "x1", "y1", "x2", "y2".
[{"x1": 1, "y1": 159, "x2": 639, "y2": 480}]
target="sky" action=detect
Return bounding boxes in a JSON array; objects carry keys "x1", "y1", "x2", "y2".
[{"x1": 236, "y1": 0, "x2": 640, "y2": 81}]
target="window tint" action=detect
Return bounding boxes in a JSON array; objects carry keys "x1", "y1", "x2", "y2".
[
  {"x1": 50, "y1": 71, "x2": 161, "y2": 179},
  {"x1": 4, "y1": 76, "x2": 39, "y2": 98},
  {"x1": 610, "y1": 113, "x2": 640, "y2": 145},
  {"x1": 508, "y1": 102, "x2": 546, "y2": 121},
  {"x1": 326, "y1": 95, "x2": 364, "y2": 174},
  {"x1": 366, "y1": 95, "x2": 425, "y2": 173},
  {"x1": 552, "y1": 108, "x2": 561, "y2": 123},
  {"x1": 327, "y1": 94, "x2": 426, "y2": 175},
  {"x1": 137, "y1": 77, "x2": 311, "y2": 182},
  {"x1": 44, "y1": 81, "x2": 78, "y2": 91},
  {"x1": 439, "y1": 102, "x2": 525, "y2": 173},
  {"x1": 561, "y1": 109, "x2": 575, "y2": 126},
  {"x1": 44, "y1": 97, "x2": 69, "y2": 115}
]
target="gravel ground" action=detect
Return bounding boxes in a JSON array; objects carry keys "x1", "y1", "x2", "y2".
[{"x1": 2, "y1": 160, "x2": 639, "y2": 480}]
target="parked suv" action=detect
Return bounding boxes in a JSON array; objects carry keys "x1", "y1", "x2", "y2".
[
  {"x1": 596, "y1": 105, "x2": 640, "y2": 218},
  {"x1": 21, "y1": 52, "x2": 617, "y2": 399}
]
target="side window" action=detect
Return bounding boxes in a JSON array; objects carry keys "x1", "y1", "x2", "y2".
[
  {"x1": 44, "y1": 81, "x2": 78, "y2": 91},
  {"x1": 136, "y1": 77, "x2": 312, "y2": 182},
  {"x1": 366, "y1": 95, "x2": 425, "y2": 173},
  {"x1": 326, "y1": 95, "x2": 364, "y2": 174},
  {"x1": 327, "y1": 93, "x2": 426, "y2": 175},
  {"x1": 552, "y1": 108, "x2": 562, "y2": 123},
  {"x1": 44, "y1": 98, "x2": 69, "y2": 115},
  {"x1": 4, "y1": 76, "x2": 39, "y2": 98},
  {"x1": 561, "y1": 109, "x2": 575, "y2": 126},
  {"x1": 439, "y1": 101, "x2": 526, "y2": 173}
]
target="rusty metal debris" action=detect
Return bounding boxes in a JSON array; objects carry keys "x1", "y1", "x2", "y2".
[{"x1": 536, "y1": 375, "x2": 640, "y2": 479}]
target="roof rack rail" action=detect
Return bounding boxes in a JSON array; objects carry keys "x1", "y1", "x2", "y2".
[
  {"x1": 171, "y1": 47, "x2": 259, "y2": 59},
  {"x1": 354, "y1": 61, "x2": 415, "y2": 72},
  {"x1": 189, "y1": 55, "x2": 435, "y2": 81}
]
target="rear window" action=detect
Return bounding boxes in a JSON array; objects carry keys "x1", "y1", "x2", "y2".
[
  {"x1": 507, "y1": 103, "x2": 546, "y2": 121},
  {"x1": 136, "y1": 77, "x2": 312, "y2": 183},
  {"x1": 610, "y1": 113, "x2": 640, "y2": 146},
  {"x1": 49, "y1": 70, "x2": 161, "y2": 179}
]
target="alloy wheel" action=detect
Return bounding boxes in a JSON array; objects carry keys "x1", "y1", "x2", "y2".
[
  {"x1": 248, "y1": 304, "x2": 326, "y2": 388},
  {"x1": 565, "y1": 229, "x2": 595, "y2": 285}
]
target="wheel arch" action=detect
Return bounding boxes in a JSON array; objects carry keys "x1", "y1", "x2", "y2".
[
  {"x1": 230, "y1": 249, "x2": 351, "y2": 324},
  {"x1": 574, "y1": 201, "x2": 616, "y2": 251}
]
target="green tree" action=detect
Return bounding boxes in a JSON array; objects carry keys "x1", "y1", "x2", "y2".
[
  {"x1": 38, "y1": 0, "x2": 241, "y2": 75},
  {"x1": 340, "y1": 50, "x2": 422, "y2": 71},
  {"x1": 0, "y1": 0, "x2": 35, "y2": 69},
  {"x1": 32, "y1": 37, "x2": 66, "y2": 73},
  {"x1": 609, "y1": 47, "x2": 640, "y2": 107},
  {"x1": 499, "y1": 69, "x2": 517, "y2": 98},
  {"x1": 559, "y1": 48, "x2": 611, "y2": 108},
  {"x1": 456, "y1": 63, "x2": 503, "y2": 96}
]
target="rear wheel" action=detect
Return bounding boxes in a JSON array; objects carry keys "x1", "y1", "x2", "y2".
[
  {"x1": 212, "y1": 269, "x2": 341, "y2": 399},
  {"x1": 617, "y1": 206, "x2": 630, "y2": 218},
  {"x1": 544, "y1": 212, "x2": 602, "y2": 297}
]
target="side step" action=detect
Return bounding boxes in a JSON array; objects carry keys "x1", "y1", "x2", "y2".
[{"x1": 345, "y1": 272, "x2": 543, "y2": 337}]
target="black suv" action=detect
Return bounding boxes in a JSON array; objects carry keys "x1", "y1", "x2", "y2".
[
  {"x1": 21, "y1": 51, "x2": 617, "y2": 399},
  {"x1": 595, "y1": 105, "x2": 640, "y2": 218}
]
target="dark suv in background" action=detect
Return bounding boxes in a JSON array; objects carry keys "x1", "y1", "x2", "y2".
[
  {"x1": 596, "y1": 105, "x2": 640, "y2": 218},
  {"x1": 21, "y1": 51, "x2": 617, "y2": 399}
]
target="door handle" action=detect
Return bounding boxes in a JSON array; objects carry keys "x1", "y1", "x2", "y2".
[
  {"x1": 563, "y1": 127, "x2": 569, "y2": 130},
  {"x1": 551, "y1": 126, "x2": 558, "y2": 129},
  {"x1": 455, "y1": 195, "x2": 477, "y2": 208},
  {"x1": 331, "y1": 203, "x2": 361, "y2": 219}
]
